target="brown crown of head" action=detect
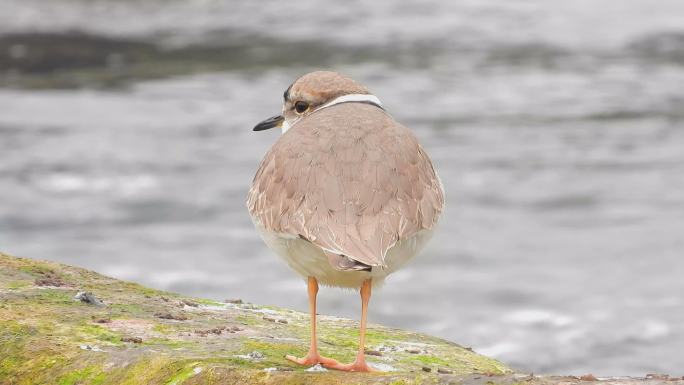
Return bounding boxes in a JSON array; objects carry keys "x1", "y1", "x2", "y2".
[{"x1": 284, "y1": 71, "x2": 371, "y2": 108}]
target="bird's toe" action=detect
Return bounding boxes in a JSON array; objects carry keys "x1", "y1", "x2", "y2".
[
  {"x1": 322, "y1": 359, "x2": 375, "y2": 372},
  {"x1": 285, "y1": 353, "x2": 341, "y2": 367}
]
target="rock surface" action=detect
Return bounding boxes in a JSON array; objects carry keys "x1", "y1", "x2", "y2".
[{"x1": 0, "y1": 252, "x2": 681, "y2": 385}]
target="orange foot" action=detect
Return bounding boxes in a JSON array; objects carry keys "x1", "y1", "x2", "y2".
[
  {"x1": 323, "y1": 359, "x2": 376, "y2": 372},
  {"x1": 286, "y1": 352, "x2": 340, "y2": 367}
]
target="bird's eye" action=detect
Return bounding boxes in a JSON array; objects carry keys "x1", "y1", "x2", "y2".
[{"x1": 294, "y1": 101, "x2": 309, "y2": 114}]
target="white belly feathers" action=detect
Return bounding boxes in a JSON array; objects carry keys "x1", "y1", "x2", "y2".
[{"x1": 255, "y1": 225, "x2": 435, "y2": 288}]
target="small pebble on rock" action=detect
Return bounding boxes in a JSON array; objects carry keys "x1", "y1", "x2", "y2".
[
  {"x1": 121, "y1": 336, "x2": 142, "y2": 344},
  {"x1": 306, "y1": 364, "x2": 328, "y2": 372},
  {"x1": 79, "y1": 344, "x2": 104, "y2": 352},
  {"x1": 181, "y1": 299, "x2": 199, "y2": 307},
  {"x1": 422, "y1": 366, "x2": 432, "y2": 372},
  {"x1": 154, "y1": 312, "x2": 188, "y2": 321},
  {"x1": 74, "y1": 291, "x2": 105, "y2": 307},
  {"x1": 194, "y1": 327, "x2": 224, "y2": 336}
]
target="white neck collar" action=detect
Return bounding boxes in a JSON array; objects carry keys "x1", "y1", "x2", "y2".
[
  {"x1": 282, "y1": 94, "x2": 383, "y2": 134},
  {"x1": 317, "y1": 93, "x2": 383, "y2": 111}
]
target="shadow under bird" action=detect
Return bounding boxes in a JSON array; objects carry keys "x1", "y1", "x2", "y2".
[{"x1": 247, "y1": 71, "x2": 445, "y2": 372}]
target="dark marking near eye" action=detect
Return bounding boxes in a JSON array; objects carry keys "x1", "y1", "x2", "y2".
[{"x1": 283, "y1": 83, "x2": 293, "y2": 101}]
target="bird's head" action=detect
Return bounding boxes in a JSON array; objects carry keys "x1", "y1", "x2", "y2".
[{"x1": 252, "y1": 71, "x2": 381, "y2": 134}]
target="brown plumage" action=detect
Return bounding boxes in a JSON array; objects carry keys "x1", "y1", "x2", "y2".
[
  {"x1": 247, "y1": 71, "x2": 444, "y2": 372},
  {"x1": 248, "y1": 101, "x2": 444, "y2": 270}
]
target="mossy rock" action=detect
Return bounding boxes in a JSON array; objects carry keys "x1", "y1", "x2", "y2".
[{"x1": 0, "y1": 251, "x2": 510, "y2": 384}]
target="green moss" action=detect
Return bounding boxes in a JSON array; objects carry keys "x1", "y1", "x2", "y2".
[
  {"x1": 112, "y1": 356, "x2": 185, "y2": 385},
  {"x1": 137, "y1": 286, "x2": 165, "y2": 298},
  {"x1": 142, "y1": 337, "x2": 194, "y2": 349},
  {"x1": 91, "y1": 372, "x2": 106, "y2": 385},
  {"x1": 235, "y1": 314, "x2": 261, "y2": 326},
  {"x1": 77, "y1": 324, "x2": 122, "y2": 345},
  {"x1": 0, "y1": 252, "x2": 514, "y2": 384},
  {"x1": 5, "y1": 280, "x2": 31, "y2": 289},
  {"x1": 18, "y1": 263, "x2": 54, "y2": 276},
  {"x1": 165, "y1": 362, "x2": 200, "y2": 385},
  {"x1": 0, "y1": 321, "x2": 82, "y2": 385},
  {"x1": 57, "y1": 366, "x2": 105, "y2": 385},
  {"x1": 152, "y1": 324, "x2": 174, "y2": 334},
  {"x1": 239, "y1": 340, "x2": 307, "y2": 369},
  {"x1": 109, "y1": 303, "x2": 146, "y2": 315},
  {"x1": 407, "y1": 354, "x2": 453, "y2": 368},
  {"x1": 193, "y1": 298, "x2": 223, "y2": 306},
  {"x1": 32, "y1": 289, "x2": 74, "y2": 305},
  {"x1": 318, "y1": 325, "x2": 392, "y2": 353},
  {"x1": 0, "y1": 321, "x2": 31, "y2": 376},
  {"x1": 0, "y1": 356, "x2": 22, "y2": 380}
]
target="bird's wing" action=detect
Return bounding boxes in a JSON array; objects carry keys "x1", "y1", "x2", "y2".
[{"x1": 247, "y1": 103, "x2": 444, "y2": 269}]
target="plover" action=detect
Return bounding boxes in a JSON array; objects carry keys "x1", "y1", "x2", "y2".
[{"x1": 247, "y1": 71, "x2": 444, "y2": 372}]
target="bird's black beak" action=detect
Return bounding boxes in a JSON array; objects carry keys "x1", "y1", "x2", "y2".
[{"x1": 253, "y1": 115, "x2": 284, "y2": 131}]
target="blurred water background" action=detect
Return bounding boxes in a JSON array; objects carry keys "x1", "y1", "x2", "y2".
[{"x1": 1, "y1": 0, "x2": 684, "y2": 376}]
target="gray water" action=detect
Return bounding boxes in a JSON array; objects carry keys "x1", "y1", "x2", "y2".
[{"x1": 1, "y1": 0, "x2": 684, "y2": 376}]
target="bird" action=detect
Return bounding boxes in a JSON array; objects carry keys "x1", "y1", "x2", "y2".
[{"x1": 247, "y1": 71, "x2": 444, "y2": 372}]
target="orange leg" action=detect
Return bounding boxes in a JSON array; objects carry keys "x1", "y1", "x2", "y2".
[
  {"x1": 286, "y1": 277, "x2": 340, "y2": 367},
  {"x1": 323, "y1": 278, "x2": 375, "y2": 372}
]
